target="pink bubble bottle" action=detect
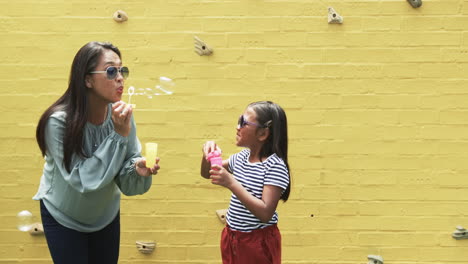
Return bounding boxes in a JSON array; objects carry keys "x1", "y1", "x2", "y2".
[{"x1": 207, "y1": 150, "x2": 223, "y2": 169}]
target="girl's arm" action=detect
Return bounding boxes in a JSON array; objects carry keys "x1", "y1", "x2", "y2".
[
  {"x1": 200, "y1": 156, "x2": 211, "y2": 179},
  {"x1": 209, "y1": 167, "x2": 283, "y2": 223}
]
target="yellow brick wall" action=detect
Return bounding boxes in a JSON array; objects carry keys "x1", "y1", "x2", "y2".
[{"x1": 1, "y1": 0, "x2": 468, "y2": 263}]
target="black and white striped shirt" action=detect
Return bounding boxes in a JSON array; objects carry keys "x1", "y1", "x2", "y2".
[{"x1": 226, "y1": 149, "x2": 290, "y2": 232}]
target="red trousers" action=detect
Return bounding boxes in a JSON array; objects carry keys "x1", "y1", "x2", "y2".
[{"x1": 221, "y1": 224, "x2": 281, "y2": 264}]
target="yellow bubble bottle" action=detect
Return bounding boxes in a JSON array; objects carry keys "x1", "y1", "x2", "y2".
[{"x1": 145, "y1": 143, "x2": 158, "y2": 168}]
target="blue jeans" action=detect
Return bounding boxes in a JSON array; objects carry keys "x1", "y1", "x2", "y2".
[{"x1": 40, "y1": 200, "x2": 120, "y2": 264}]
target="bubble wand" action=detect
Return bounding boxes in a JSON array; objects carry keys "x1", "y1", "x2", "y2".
[{"x1": 128, "y1": 86, "x2": 135, "y2": 105}]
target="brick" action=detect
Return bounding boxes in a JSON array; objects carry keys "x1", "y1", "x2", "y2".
[
  {"x1": 247, "y1": 48, "x2": 322, "y2": 63},
  {"x1": 226, "y1": 33, "x2": 265, "y2": 48},
  {"x1": 362, "y1": 17, "x2": 401, "y2": 31}
]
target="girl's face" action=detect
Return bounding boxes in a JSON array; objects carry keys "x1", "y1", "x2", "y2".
[
  {"x1": 235, "y1": 107, "x2": 264, "y2": 148},
  {"x1": 86, "y1": 49, "x2": 124, "y2": 104}
]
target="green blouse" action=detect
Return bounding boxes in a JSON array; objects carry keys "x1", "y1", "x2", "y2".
[{"x1": 33, "y1": 104, "x2": 152, "y2": 232}]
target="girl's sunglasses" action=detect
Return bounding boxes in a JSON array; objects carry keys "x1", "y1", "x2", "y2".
[
  {"x1": 237, "y1": 115, "x2": 266, "y2": 129},
  {"x1": 90, "y1": 66, "x2": 129, "y2": 80}
]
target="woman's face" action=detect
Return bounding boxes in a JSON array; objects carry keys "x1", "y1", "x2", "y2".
[{"x1": 86, "y1": 49, "x2": 124, "y2": 104}]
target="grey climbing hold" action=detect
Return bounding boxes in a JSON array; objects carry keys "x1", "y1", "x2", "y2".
[
  {"x1": 407, "y1": 0, "x2": 422, "y2": 8},
  {"x1": 452, "y1": 226, "x2": 468, "y2": 240}
]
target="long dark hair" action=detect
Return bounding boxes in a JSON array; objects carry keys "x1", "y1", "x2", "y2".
[
  {"x1": 249, "y1": 101, "x2": 291, "y2": 202},
  {"x1": 36, "y1": 41, "x2": 121, "y2": 173}
]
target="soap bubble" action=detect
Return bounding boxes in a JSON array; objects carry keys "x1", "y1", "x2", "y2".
[
  {"x1": 126, "y1": 76, "x2": 175, "y2": 101},
  {"x1": 17, "y1": 210, "x2": 33, "y2": 232},
  {"x1": 145, "y1": 88, "x2": 154, "y2": 98},
  {"x1": 157, "y1": 76, "x2": 175, "y2": 95}
]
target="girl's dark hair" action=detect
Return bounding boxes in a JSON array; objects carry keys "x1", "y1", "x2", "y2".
[
  {"x1": 249, "y1": 101, "x2": 291, "y2": 202},
  {"x1": 36, "y1": 41, "x2": 121, "y2": 173}
]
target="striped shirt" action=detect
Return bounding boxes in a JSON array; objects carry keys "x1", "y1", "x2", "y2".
[{"x1": 226, "y1": 149, "x2": 290, "y2": 232}]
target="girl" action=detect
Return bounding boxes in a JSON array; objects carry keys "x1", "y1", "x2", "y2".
[
  {"x1": 201, "y1": 101, "x2": 291, "y2": 264},
  {"x1": 34, "y1": 41, "x2": 160, "y2": 263}
]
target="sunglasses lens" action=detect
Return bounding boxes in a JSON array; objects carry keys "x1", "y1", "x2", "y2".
[
  {"x1": 238, "y1": 116, "x2": 245, "y2": 128},
  {"x1": 106, "y1": 67, "x2": 118, "y2": 79},
  {"x1": 121, "y1": 67, "x2": 129, "y2": 79}
]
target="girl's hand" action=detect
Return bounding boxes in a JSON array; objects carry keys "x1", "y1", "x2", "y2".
[
  {"x1": 135, "y1": 158, "x2": 160, "y2": 177},
  {"x1": 209, "y1": 165, "x2": 234, "y2": 188},
  {"x1": 112, "y1": 101, "x2": 132, "y2": 137},
  {"x1": 202, "y1": 141, "x2": 222, "y2": 160}
]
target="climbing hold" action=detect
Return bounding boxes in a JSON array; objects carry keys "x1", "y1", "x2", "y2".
[
  {"x1": 452, "y1": 226, "x2": 468, "y2": 240},
  {"x1": 216, "y1": 209, "x2": 228, "y2": 225},
  {"x1": 194, "y1": 36, "x2": 213, "y2": 56},
  {"x1": 368, "y1": 255, "x2": 384, "y2": 264},
  {"x1": 136, "y1": 241, "x2": 156, "y2": 254},
  {"x1": 407, "y1": 0, "x2": 422, "y2": 8},
  {"x1": 28, "y1": 223, "x2": 44, "y2": 236},
  {"x1": 328, "y1": 7, "x2": 343, "y2": 24},
  {"x1": 113, "y1": 10, "x2": 128, "y2": 23}
]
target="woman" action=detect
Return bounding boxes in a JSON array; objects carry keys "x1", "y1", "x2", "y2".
[{"x1": 33, "y1": 41, "x2": 160, "y2": 263}]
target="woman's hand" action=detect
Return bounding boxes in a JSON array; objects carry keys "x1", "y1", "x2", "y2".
[
  {"x1": 202, "y1": 141, "x2": 222, "y2": 160},
  {"x1": 112, "y1": 101, "x2": 132, "y2": 137},
  {"x1": 209, "y1": 165, "x2": 234, "y2": 189},
  {"x1": 135, "y1": 158, "x2": 160, "y2": 177}
]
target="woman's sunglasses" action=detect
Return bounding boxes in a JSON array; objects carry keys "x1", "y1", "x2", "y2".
[
  {"x1": 90, "y1": 66, "x2": 129, "y2": 80},
  {"x1": 237, "y1": 115, "x2": 266, "y2": 129}
]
